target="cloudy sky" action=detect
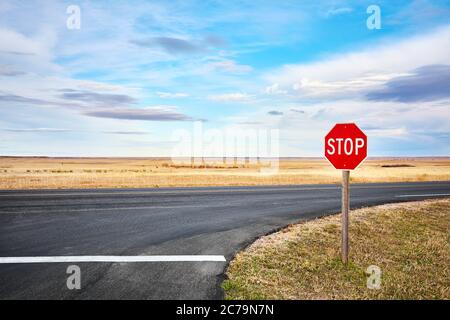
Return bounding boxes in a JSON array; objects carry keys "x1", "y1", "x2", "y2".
[{"x1": 0, "y1": 0, "x2": 449, "y2": 157}]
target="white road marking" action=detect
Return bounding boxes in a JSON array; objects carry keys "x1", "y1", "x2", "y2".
[
  {"x1": 0, "y1": 187, "x2": 338, "y2": 197},
  {"x1": 0, "y1": 204, "x2": 216, "y2": 214},
  {"x1": 0, "y1": 255, "x2": 226, "y2": 264},
  {"x1": 1, "y1": 183, "x2": 448, "y2": 197},
  {"x1": 395, "y1": 193, "x2": 450, "y2": 198}
]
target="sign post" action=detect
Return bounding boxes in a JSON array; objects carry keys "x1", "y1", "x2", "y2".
[
  {"x1": 341, "y1": 170, "x2": 350, "y2": 264},
  {"x1": 324, "y1": 123, "x2": 367, "y2": 264}
]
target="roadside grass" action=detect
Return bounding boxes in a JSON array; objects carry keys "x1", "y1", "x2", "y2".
[{"x1": 223, "y1": 199, "x2": 450, "y2": 300}]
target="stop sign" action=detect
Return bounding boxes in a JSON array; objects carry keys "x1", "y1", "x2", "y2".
[{"x1": 324, "y1": 123, "x2": 367, "y2": 170}]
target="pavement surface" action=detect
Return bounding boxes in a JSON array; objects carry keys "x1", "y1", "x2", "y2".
[{"x1": 0, "y1": 181, "x2": 449, "y2": 299}]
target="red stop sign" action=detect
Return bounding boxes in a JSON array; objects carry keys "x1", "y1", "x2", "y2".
[{"x1": 325, "y1": 123, "x2": 367, "y2": 170}]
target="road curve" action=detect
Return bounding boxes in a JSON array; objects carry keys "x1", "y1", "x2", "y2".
[{"x1": 1, "y1": 181, "x2": 449, "y2": 299}]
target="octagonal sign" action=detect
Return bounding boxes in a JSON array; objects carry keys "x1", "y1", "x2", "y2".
[{"x1": 324, "y1": 123, "x2": 367, "y2": 170}]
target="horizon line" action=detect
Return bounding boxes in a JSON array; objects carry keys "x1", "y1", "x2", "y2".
[{"x1": 1, "y1": 155, "x2": 450, "y2": 159}]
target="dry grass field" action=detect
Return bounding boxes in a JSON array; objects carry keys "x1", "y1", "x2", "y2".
[
  {"x1": 0, "y1": 157, "x2": 449, "y2": 190},
  {"x1": 223, "y1": 199, "x2": 450, "y2": 300}
]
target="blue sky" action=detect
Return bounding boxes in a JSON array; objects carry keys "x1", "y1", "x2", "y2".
[{"x1": 0, "y1": 0, "x2": 449, "y2": 156}]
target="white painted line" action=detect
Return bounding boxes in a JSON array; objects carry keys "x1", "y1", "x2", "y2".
[
  {"x1": 0, "y1": 204, "x2": 215, "y2": 215},
  {"x1": 395, "y1": 193, "x2": 450, "y2": 198},
  {"x1": 1, "y1": 183, "x2": 448, "y2": 197},
  {"x1": 0, "y1": 187, "x2": 339, "y2": 197},
  {"x1": 0, "y1": 255, "x2": 226, "y2": 264}
]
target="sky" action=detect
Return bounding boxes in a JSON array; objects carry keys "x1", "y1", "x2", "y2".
[{"x1": 0, "y1": 0, "x2": 449, "y2": 157}]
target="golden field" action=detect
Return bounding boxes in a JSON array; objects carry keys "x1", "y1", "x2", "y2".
[{"x1": 0, "y1": 157, "x2": 449, "y2": 190}]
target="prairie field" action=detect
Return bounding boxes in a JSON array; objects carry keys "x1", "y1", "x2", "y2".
[{"x1": 0, "y1": 157, "x2": 449, "y2": 190}]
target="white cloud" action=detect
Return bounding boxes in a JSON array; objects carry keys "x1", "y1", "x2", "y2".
[
  {"x1": 0, "y1": 28, "x2": 46, "y2": 56},
  {"x1": 84, "y1": 105, "x2": 192, "y2": 121},
  {"x1": 157, "y1": 92, "x2": 189, "y2": 98},
  {"x1": 289, "y1": 73, "x2": 410, "y2": 98},
  {"x1": 78, "y1": 81, "x2": 129, "y2": 92},
  {"x1": 265, "y1": 83, "x2": 287, "y2": 95},
  {"x1": 0, "y1": 73, "x2": 141, "y2": 109},
  {"x1": 266, "y1": 25, "x2": 450, "y2": 99},
  {"x1": 364, "y1": 127, "x2": 409, "y2": 137},
  {"x1": 224, "y1": 96, "x2": 450, "y2": 156},
  {"x1": 3, "y1": 127, "x2": 73, "y2": 133},
  {"x1": 0, "y1": 27, "x2": 58, "y2": 74},
  {"x1": 208, "y1": 92, "x2": 251, "y2": 102},
  {"x1": 208, "y1": 59, "x2": 253, "y2": 73}
]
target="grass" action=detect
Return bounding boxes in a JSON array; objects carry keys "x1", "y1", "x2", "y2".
[
  {"x1": 223, "y1": 199, "x2": 450, "y2": 300},
  {"x1": 0, "y1": 157, "x2": 449, "y2": 189}
]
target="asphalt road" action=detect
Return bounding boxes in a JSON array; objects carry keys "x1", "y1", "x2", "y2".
[{"x1": 0, "y1": 181, "x2": 449, "y2": 299}]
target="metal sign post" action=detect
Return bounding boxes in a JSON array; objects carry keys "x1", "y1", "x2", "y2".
[{"x1": 341, "y1": 170, "x2": 350, "y2": 264}]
